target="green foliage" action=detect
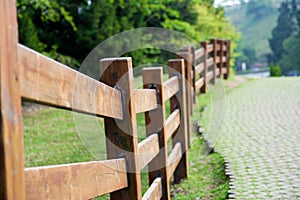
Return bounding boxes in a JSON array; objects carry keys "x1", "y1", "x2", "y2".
[
  {"x1": 17, "y1": 0, "x2": 240, "y2": 72},
  {"x1": 225, "y1": 0, "x2": 279, "y2": 67},
  {"x1": 268, "y1": 0, "x2": 300, "y2": 74},
  {"x1": 268, "y1": 1, "x2": 294, "y2": 63},
  {"x1": 279, "y1": 36, "x2": 300, "y2": 73},
  {"x1": 270, "y1": 62, "x2": 282, "y2": 76}
]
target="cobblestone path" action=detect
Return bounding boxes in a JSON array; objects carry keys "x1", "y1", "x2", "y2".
[{"x1": 206, "y1": 78, "x2": 300, "y2": 199}]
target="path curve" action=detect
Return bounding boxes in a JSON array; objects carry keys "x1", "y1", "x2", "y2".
[{"x1": 206, "y1": 78, "x2": 300, "y2": 199}]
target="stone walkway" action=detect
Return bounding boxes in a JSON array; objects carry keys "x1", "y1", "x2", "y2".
[{"x1": 206, "y1": 78, "x2": 300, "y2": 199}]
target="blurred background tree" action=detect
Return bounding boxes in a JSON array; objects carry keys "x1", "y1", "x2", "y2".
[{"x1": 17, "y1": 0, "x2": 239, "y2": 72}]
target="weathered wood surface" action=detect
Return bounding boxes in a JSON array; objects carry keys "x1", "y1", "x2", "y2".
[
  {"x1": 195, "y1": 78, "x2": 205, "y2": 92},
  {"x1": 142, "y1": 178, "x2": 162, "y2": 200},
  {"x1": 143, "y1": 67, "x2": 170, "y2": 200},
  {"x1": 19, "y1": 45, "x2": 123, "y2": 119},
  {"x1": 163, "y1": 76, "x2": 179, "y2": 102},
  {"x1": 164, "y1": 109, "x2": 181, "y2": 141},
  {"x1": 0, "y1": 0, "x2": 26, "y2": 199},
  {"x1": 176, "y1": 53, "x2": 192, "y2": 147},
  {"x1": 195, "y1": 63, "x2": 205, "y2": 74},
  {"x1": 100, "y1": 58, "x2": 142, "y2": 200},
  {"x1": 137, "y1": 134, "x2": 160, "y2": 171},
  {"x1": 25, "y1": 159, "x2": 127, "y2": 199},
  {"x1": 134, "y1": 89, "x2": 157, "y2": 113},
  {"x1": 195, "y1": 48, "x2": 205, "y2": 60},
  {"x1": 207, "y1": 44, "x2": 214, "y2": 53},
  {"x1": 168, "y1": 59, "x2": 188, "y2": 184},
  {"x1": 167, "y1": 143, "x2": 182, "y2": 178}
]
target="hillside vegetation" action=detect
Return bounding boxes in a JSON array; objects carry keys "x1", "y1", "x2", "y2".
[{"x1": 224, "y1": 0, "x2": 281, "y2": 68}]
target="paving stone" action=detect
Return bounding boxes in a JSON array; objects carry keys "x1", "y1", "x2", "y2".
[{"x1": 204, "y1": 78, "x2": 300, "y2": 199}]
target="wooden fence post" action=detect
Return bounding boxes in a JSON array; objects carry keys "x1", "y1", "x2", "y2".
[
  {"x1": 100, "y1": 58, "x2": 142, "y2": 200},
  {"x1": 0, "y1": 0, "x2": 26, "y2": 199},
  {"x1": 200, "y1": 41, "x2": 208, "y2": 94},
  {"x1": 176, "y1": 52, "x2": 192, "y2": 148},
  {"x1": 224, "y1": 40, "x2": 231, "y2": 80},
  {"x1": 168, "y1": 59, "x2": 189, "y2": 184},
  {"x1": 219, "y1": 39, "x2": 224, "y2": 77},
  {"x1": 210, "y1": 39, "x2": 217, "y2": 84},
  {"x1": 142, "y1": 67, "x2": 170, "y2": 200}
]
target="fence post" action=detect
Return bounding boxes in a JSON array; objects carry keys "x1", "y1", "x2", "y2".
[
  {"x1": 168, "y1": 59, "x2": 189, "y2": 184},
  {"x1": 142, "y1": 67, "x2": 170, "y2": 200},
  {"x1": 100, "y1": 58, "x2": 142, "y2": 200},
  {"x1": 176, "y1": 52, "x2": 192, "y2": 148},
  {"x1": 0, "y1": 0, "x2": 26, "y2": 199},
  {"x1": 210, "y1": 39, "x2": 217, "y2": 84},
  {"x1": 218, "y1": 39, "x2": 224, "y2": 77},
  {"x1": 224, "y1": 40, "x2": 231, "y2": 80},
  {"x1": 200, "y1": 41, "x2": 208, "y2": 94}
]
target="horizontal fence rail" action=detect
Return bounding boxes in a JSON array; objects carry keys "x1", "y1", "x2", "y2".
[{"x1": 0, "y1": 1, "x2": 230, "y2": 199}]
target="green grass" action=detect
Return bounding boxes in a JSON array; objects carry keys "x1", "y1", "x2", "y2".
[{"x1": 23, "y1": 74, "x2": 235, "y2": 199}]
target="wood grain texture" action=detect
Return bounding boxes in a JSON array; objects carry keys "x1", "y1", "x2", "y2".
[
  {"x1": 25, "y1": 159, "x2": 127, "y2": 199},
  {"x1": 176, "y1": 53, "x2": 192, "y2": 147},
  {"x1": 137, "y1": 134, "x2": 159, "y2": 171},
  {"x1": 207, "y1": 44, "x2": 214, "y2": 53},
  {"x1": 142, "y1": 178, "x2": 162, "y2": 200},
  {"x1": 163, "y1": 76, "x2": 179, "y2": 102},
  {"x1": 18, "y1": 45, "x2": 123, "y2": 119},
  {"x1": 195, "y1": 63, "x2": 205, "y2": 74},
  {"x1": 195, "y1": 78, "x2": 205, "y2": 92},
  {"x1": 168, "y1": 59, "x2": 188, "y2": 184},
  {"x1": 200, "y1": 41, "x2": 208, "y2": 94},
  {"x1": 142, "y1": 67, "x2": 170, "y2": 200},
  {"x1": 164, "y1": 109, "x2": 180, "y2": 141},
  {"x1": 206, "y1": 71, "x2": 214, "y2": 82},
  {"x1": 194, "y1": 48, "x2": 205, "y2": 60},
  {"x1": 100, "y1": 57, "x2": 142, "y2": 200},
  {"x1": 0, "y1": 0, "x2": 26, "y2": 199},
  {"x1": 167, "y1": 143, "x2": 182, "y2": 179},
  {"x1": 209, "y1": 39, "x2": 217, "y2": 84},
  {"x1": 224, "y1": 40, "x2": 231, "y2": 79},
  {"x1": 134, "y1": 89, "x2": 157, "y2": 113}
]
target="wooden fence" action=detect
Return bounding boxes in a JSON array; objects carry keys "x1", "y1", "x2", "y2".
[{"x1": 0, "y1": 1, "x2": 230, "y2": 200}]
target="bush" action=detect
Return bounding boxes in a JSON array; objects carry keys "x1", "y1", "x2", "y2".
[{"x1": 270, "y1": 62, "x2": 282, "y2": 77}]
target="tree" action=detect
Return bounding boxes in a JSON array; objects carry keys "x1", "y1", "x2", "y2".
[{"x1": 268, "y1": 1, "x2": 294, "y2": 64}]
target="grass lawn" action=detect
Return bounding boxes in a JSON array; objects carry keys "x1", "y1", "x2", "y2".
[{"x1": 22, "y1": 75, "x2": 245, "y2": 199}]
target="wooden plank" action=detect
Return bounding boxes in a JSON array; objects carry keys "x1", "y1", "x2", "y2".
[
  {"x1": 207, "y1": 44, "x2": 214, "y2": 53},
  {"x1": 207, "y1": 58, "x2": 214, "y2": 69},
  {"x1": 215, "y1": 56, "x2": 221, "y2": 64},
  {"x1": 167, "y1": 143, "x2": 182, "y2": 178},
  {"x1": 163, "y1": 76, "x2": 179, "y2": 102},
  {"x1": 142, "y1": 178, "x2": 162, "y2": 200},
  {"x1": 100, "y1": 58, "x2": 142, "y2": 200},
  {"x1": 18, "y1": 45, "x2": 123, "y2": 119},
  {"x1": 164, "y1": 109, "x2": 180, "y2": 141},
  {"x1": 25, "y1": 159, "x2": 127, "y2": 200},
  {"x1": 218, "y1": 39, "x2": 225, "y2": 77},
  {"x1": 143, "y1": 67, "x2": 170, "y2": 200},
  {"x1": 134, "y1": 89, "x2": 157, "y2": 113},
  {"x1": 194, "y1": 48, "x2": 205, "y2": 60},
  {"x1": 137, "y1": 134, "x2": 159, "y2": 171},
  {"x1": 222, "y1": 67, "x2": 228, "y2": 74},
  {"x1": 168, "y1": 59, "x2": 188, "y2": 184},
  {"x1": 0, "y1": 0, "x2": 26, "y2": 199},
  {"x1": 195, "y1": 63, "x2": 205, "y2": 74},
  {"x1": 206, "y1": 71, "x2": 214, "y2": 82},
  {"x1": 216, "y1": 44, "x2": 221, "y2": 51},
  {"x1": 195, "y1": 77, "x2": 205, "y2": 92}
]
